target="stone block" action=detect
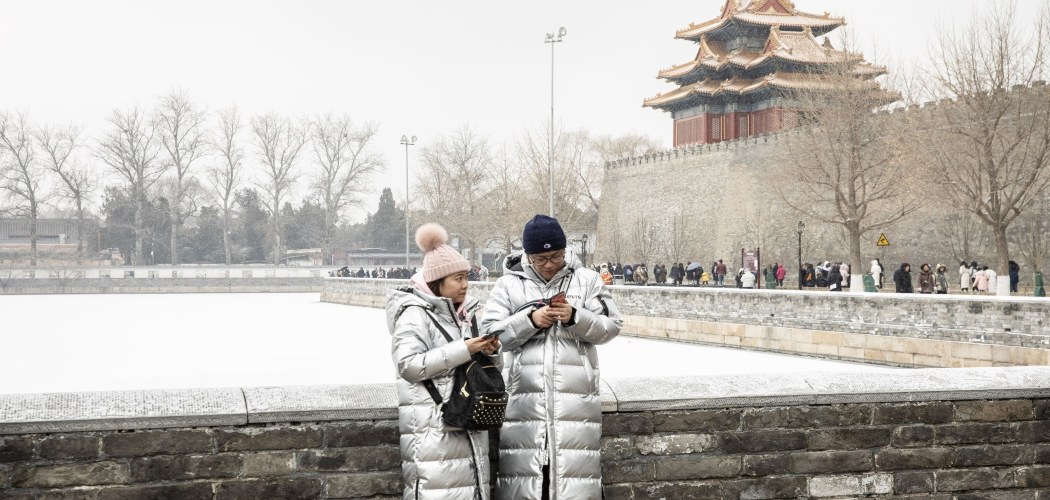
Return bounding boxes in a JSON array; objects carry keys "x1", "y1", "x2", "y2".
[
  {"x1": 838, "y1": 347, "x2": 865, "y2": 360},
  {"x1": 723, "y1": 475, "x2": 807, "y2": 499},
  {"x1": 97, "y1": 483, "x2": 213, "y2": 500},
  {"x1": 788, "y1": 450, "x2": 874, "y2": 474},
  {"x1": 630, "y1": 480, "x2": 723, "y2": 499},
  {"x1": 602, "y1": 483, "x2": 635, "y2": 499},
  {"x1": 936, "y1": 422, "x2": 1029, "y2": 445},
  {"x1": 952, "y1": 444, "x2": 1033, "y2": 467},
  {"x1": 874, "y1": 448, "x2": 952, "y2": 470},
  {"x1": 652, "y1": 409, "x2": 742, "y2": 433},
  {"x1": 808, "y1": 472, "x2": 892, "y2": 497},
  {"x1": 102, "y1": 429, "x2": 212, "y2": 457},
  {"x1": 655, "y1": 455, "x2": 741, "y2": 480},
  {"x1": 298, "y1": 445, "x2": 399, "y2": 472},
  {"x1": 936, "y1": 466, "x2": 1018, "y2": 491},
  {"x1": 743, "y1": 405, "x2": 871, "y2": 430},
  {"x1": 720, "y1": 429, "x2": 806, "y2": 453},
  {"x1": 38, "y1": 434, "x2": 101, "y2": 460},
  {"x1": 872, "y1": 402, "x2": 953, "y2": 425},
  {"x1": 807, "y1": 427, "x2": 892, "y2": 451},
  {"x1": 602, "y1": 459, "x2": 655, "y2": 483},
  {"x1": 841, "y1": 334, "x2": 867, "y2": 349},
  {"x1": 811, "y1": 331, "x2": 842, "y2": 347},
  {"x1": 891, "y1": 425, "x2": 935, "y2": 448},
  {"x1": 1036, "y1": 443, "x2": 1050, "y2": 464},
  {"x1": 635, "y1": 433, "x2": 716, "y2": 455},
  {"x1": 130, "y1": 453, "x2": 241, "y2": 481},
  {"x1": 913, "y1": 354, "x2": 947, "y2": 367},
  {"x1": 951, "y1": 342, "x2": 994, "y2": 361},
  {"x1": 602, "y1": 413, "x2": 653, "y2": 436},
  {"x1": 2, "y1": 489, "x2": 101, "y2": 500},
  {"x1": 325, "y1": 471, "x2": 402, "y2": 497},
  {"x1": 1019, "y1": 464, "x2": 1050, "y2": 488},
  {"x1": 1035, "y1": 399, "x2": 1050, "y2": 420},
  {"x1": 893, "y1": 471, "x2": 935, "y2": 494},
  {"x1": 324, "y1": 421, "x2": 398, "y2": 448},
  {"x1": 241, "y1": 450, "x2": 297, "y2": 477},
  {"x1": 741, "y1": 453, "x2": 789, "y2": 477},
  {"x1": 0, "y1": 436, "x2": 34, "y2": 462},
  {"x1": 882, "y1": 350, "x2": 916, "y2": 366},
  {"x1": 13, "y1": 461, "x2": 128, "y2": 488},
  {"x1": 217, "y1": 425, "x2": 322, "y2": 452},
  {"x1": 600, "y1": 436, "x2": 635, "y2": 461},
  {"x1": 954, "y1": 400, "x2": 1035, "y2": 422},
  {"x1": 214, "y1": 477, "x2": 323, "y2": 500}
]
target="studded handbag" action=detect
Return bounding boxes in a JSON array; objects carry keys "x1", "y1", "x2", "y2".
[{"x1": 419, "y1": 311, "x2": 507, "y2": 431}]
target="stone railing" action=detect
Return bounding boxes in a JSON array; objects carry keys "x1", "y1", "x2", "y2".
[
  {"x1": 1, "y1": 367, "x2": 1047, "y2": 499},
  {"x1": 0, "y1": 266, "x2": 329, "y2": 294},
  {"x1": 321, "y1": 278, "x2": 1050, "y2": 368}
]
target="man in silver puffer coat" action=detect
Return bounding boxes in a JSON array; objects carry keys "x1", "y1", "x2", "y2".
[{"x1": 482, "y1": 215, "x2": 622, "y2": 500}]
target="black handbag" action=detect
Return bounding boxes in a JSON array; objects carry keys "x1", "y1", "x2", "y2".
[{"x1": 420, "y1": 310, "x2": 507, "y2": 431}]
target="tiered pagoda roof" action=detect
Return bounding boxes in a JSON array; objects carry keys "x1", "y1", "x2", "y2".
[
  {"x1": 676, "y1": 0, "x2": 845, "y2": 41},
  {"x1": 644, "y1": 0, "x2": 888, "y2": 112}
]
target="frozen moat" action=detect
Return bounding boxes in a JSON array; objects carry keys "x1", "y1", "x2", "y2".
[{"x1": 0, "y1": 293, "x2": 897, "y2": 394}]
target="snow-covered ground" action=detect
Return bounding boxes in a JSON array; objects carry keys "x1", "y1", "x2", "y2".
[{"x1": 0, "y1": 293, "x2": 897, "y2": 394}]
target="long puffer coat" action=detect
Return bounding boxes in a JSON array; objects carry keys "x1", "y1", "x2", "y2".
[
  {"x1": 481, "y1": 254, "x2": 622, "y2": 500},
  {"x1": 387, "y1": 283, "x2": 499, "y2": 500}
]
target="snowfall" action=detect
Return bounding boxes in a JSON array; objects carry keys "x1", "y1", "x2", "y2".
[{"x1": 0, "y1": 293, "x2": 898, "y2": 395}]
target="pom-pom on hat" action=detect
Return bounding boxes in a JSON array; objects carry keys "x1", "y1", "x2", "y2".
[
  {"x1": 416, "y1": 223, "x2": 470, "y2": 283},
  {"x1": 522, "y1": 214, "x2": 566, "y2": 254}
]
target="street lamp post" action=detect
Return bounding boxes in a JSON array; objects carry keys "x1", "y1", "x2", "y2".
[
  {"x1": 544, "y1": 27, "x2": 566, "y2": 217},
  {"x1": 400, "y1": 135, "x2": 416, "y2": 268},
  {"x1": 579, "y1": 233, "x2": 589, "y2": 267},
  {"x1": 796, "y1": 220, "x2": 806, "y2": 290}
]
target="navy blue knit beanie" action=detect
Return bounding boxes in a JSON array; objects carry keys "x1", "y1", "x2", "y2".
[{"x1": 522, "y1": 214, "x2": 566, "y2": 254}]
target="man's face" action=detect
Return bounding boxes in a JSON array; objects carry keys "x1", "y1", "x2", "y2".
[{"x1": 528, "y1": 249, "x2": 566, "y2": 280}]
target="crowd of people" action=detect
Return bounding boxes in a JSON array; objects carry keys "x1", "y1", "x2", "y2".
[
  {"x1": 588, "y1": 260, "x2": 793, "y2": 289},
  {"x1": 332, "y1": 263, "x2": 490, "y2": 281}
]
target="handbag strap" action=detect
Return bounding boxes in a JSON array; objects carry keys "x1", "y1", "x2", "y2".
[{"x1": 419, "y1": 308, "x2": 456, "y2": 406}]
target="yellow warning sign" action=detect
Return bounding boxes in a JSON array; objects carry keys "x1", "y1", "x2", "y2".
[{"x1": 876, "y1": 233, "x2": 890, "y2": 247}]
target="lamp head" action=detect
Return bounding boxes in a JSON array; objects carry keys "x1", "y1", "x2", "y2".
[{"x1": 558, "y1": 27, "x2": 567, "y2": 38}]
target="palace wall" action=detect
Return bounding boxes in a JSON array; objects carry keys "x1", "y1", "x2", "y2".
[
  {"x1": 320, "y1": 278, "x2": 1050, "y2": 368},
  {"x1": 596, "y1": 93, "x2": 1049, "y2": 277}
]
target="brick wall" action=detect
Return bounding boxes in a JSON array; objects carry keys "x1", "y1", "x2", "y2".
[
  {"x1": 321, "y1": 278, "x2": 1050, "y2": 367},
  {"x1": 1, "y1": 368, "x2": 1048, "y2": 499}
]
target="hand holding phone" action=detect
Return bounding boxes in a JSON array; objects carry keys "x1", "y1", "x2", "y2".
[{"x1": 549, "y1": 291, "x2": 567, "y2": 305}]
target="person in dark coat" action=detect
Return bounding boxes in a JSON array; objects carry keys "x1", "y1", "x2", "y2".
[
  {"x1": 894, "y1": 263, "x2": 914, "y2": 293},
  {"x1": 827, "y1": 264, "x2": 843, "y2": 291},
  {"x1": 1009, "y1": 260, "x2": 1020, "y2": 293}
]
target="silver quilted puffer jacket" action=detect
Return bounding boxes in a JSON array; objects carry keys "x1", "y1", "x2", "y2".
[
  {"x1": 481, "y1": 254, "x2": 622, "y2": 500},
  {"x1": 387, "y1": 284, "x2": 499, "y2": 500}
]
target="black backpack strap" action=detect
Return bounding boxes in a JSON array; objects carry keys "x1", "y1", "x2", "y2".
[{"x1": 414, "y1": 308, "x2": 456, "y2": 406}]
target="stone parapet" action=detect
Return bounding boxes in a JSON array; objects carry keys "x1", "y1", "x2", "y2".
[
  {"x1": 0, "y1": 367, "x2": 1047, "y2": 498},
  {"x1": 321, "y1": 278, "x2": 1050, "y2": 368},
  {"x1": 0, "y1": 277, "x2": 323, "y2": 295}
]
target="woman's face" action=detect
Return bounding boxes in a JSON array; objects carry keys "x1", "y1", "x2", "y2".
[{"x1": 437, "y1": 271, "x2": 469, "y2": 304}]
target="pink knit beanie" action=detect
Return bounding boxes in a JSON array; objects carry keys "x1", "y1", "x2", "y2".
[{"x1": 416, "y1": 223, "x2": 470, "y2": 283}]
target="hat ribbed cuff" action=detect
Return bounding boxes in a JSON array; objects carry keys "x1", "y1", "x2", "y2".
[{"x1": 422, "y1": 259, "x2": 471, "y2": 283}]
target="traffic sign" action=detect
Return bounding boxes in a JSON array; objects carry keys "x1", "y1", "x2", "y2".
[{"x1": 876, "y1": 233, "x2": 890, "y2": 247}]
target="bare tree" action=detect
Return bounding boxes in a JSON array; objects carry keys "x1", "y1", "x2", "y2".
[
  {"x1": 416, "y1": 127, "x2": 492, "y2": 262},
  {"x1": 251, "y1": 113, "x2": 308, "y2": 265},
  {"x1": 0, "y1": 112, "x2": 45, "y2": 266},
  {"x1": 208, "y1": 107, "x2": 244, "y2": 265},
  {"x1": 662, "y1": 204, "x2": 696, "y2": 265},
  {"x1": 310, "y1": 114, "x2": 382, "y2": 265},
  {"x1": 38, "y1": 125, "x2": 94, "y2": 264},
  {"x1": 924, "y1": 1, "x2": 1050, "y2": 293},
  {"x1": 96, "y1": 107, "x2": 164, "y2": 265},
  {"x1": 583, "y1": 133, "x2": 661, "y2": 213},
  {"x1": 775, "y1": 39, "x2": 918, "y2": 291},
  {"x1": 1011, "y1": 188, "x2": 1050, "y2": 272},
  {"x1": 484, "y1": 146, "x2": 530, "y2": 257},
  {"x1": 631, "y1": 213, "x2": 659, "y2": 265},
  {"x1": 156, "y1": 90, "x2": 207, "y2": 265},
  {"x1": 936, "y1": 210, "x2": 991, "y2": 266}
]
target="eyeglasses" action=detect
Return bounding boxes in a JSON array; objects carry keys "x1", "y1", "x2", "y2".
[{"x1": 529, "y1": 253, "x2": 565, "y2": 266}]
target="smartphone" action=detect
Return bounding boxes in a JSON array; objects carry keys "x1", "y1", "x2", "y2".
[
  {"x1": 549, "y1": 291, "x2": 567, "y2": 305},
  {"x1": 480, "y1": 329, "x2": 503, "y2": 340}
]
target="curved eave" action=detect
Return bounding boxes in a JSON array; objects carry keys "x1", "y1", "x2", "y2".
[
  {"x1": 677, "y1": 15, "x2": 844, "y2": 40},
  {"x1": 645, "y1": 73, "x2": 891, "y2": 110},
  {"x1": 662, "y1": 51, "x2": 867, "y2": 85}
]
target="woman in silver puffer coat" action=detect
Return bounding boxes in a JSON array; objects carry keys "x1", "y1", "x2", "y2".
[
  {"x1": 388, "y1": 224, "x2": 500, "y2": 500},
  {"x1": 482, "y1": 215, "x2": 622, "y2": 500}
]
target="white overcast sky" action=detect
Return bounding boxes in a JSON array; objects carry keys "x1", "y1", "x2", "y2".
[{"x1": 1, "y1": 0, "x2": 1045, "y2": 221}]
